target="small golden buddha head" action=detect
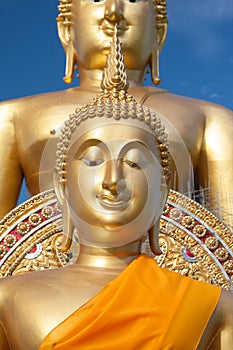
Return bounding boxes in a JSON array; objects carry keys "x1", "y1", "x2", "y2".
[
  {"x1": 54, "y1": 27, "x2": 170, "y2": 254},
  {"x1": 57, "y1": 0, "x2": 168, "y2": 84}
]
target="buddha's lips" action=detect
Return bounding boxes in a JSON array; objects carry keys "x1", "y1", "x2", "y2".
[{"x1": 97, "y1": 194, "x2": 130, "y2": 211}]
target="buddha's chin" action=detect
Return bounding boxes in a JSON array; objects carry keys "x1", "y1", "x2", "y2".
[{"x1": 75, "y1": 217, "x2": 151, "y2": 249}]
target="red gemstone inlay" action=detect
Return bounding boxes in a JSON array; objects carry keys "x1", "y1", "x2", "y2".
[
  {"x1": 186, "y1": 249, "x2": 194, "y2": 258},
  {"x1": 29, "y1": 246, "x2": 37, "y2": 254}
]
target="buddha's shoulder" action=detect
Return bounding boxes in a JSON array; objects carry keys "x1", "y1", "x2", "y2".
[
  {"x1": 0, "y1": 264, "x2": 112, "y2": 302},
  {"x1": 0, "y1": 266, "x2": 69, "y2": 300},
  {"x1": 0, "y1": 87, "x2": 99, "y2": 122},
  {"x1": 129, "y1": 86, "x2": 232, "y2": 121}
]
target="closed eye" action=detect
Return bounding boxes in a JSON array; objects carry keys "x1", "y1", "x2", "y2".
[
  {"x1": 124, "y1": 159, "x2": 146, "y2": 169},
  {"x1": 81, "y1": 158, "x2": 104, "y2": 166}
]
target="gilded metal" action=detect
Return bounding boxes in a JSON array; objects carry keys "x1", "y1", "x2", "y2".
[
  {"x1": 55, "y1": 26, "x2": 170, "y2": 190},
  {"x1": 0, "y1": 189, "x2": 232, "y2": 289},
  {"x1": 0, "y1": 31, "x2": 233, "y2": 346},
  {"x1": 0, "y1": 0, "x2": 232, "y2": 233},
  {"x1": 0, "y1": 188, "x2": 233, "y2": 348}
]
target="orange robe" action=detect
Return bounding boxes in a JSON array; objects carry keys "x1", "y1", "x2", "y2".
[{"x1": 40, "y1": 254, "x2": 221, "y2": 349}]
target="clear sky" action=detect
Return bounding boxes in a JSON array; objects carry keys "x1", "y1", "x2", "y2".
[{"x1": 0, "y1": 0, "x2": 232, "y2": 203}]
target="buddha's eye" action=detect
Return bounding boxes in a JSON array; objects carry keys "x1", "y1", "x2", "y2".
[
  {"x1": 124, "y1": 159, "x2": 148, "y2": 169},
  {"x1": 81, "y1": 158, "x2": 104, "y2": 167},
  {"x1": 123, "y1": 148, "x2": 149, "y2": 169},
  {"x1": 124, "y1": 159, "x2": 140, "y2": 169},
  {"x1": 79, "y1": 146, "x2": 105, "y2": 167}
]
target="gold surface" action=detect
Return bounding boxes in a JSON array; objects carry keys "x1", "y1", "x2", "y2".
[
  {"x1": 0, "y1": 190, "x2": 233, "y2": 348},
  {"x1": 0, "y1": 189, "x2": 232, "y2": 290},
  {"x1": 0, "y1": 4, "x2": 233, "y2": 350},
  {"x1": 0, "y1": 0, "x2": 232, "y2": 231},
  {"x1": 0, "y1": 31, "x2": 233, "y2": 347}
]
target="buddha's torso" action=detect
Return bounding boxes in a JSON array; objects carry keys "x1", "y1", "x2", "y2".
[
  {"x1": 9, "y1": 86, "x2": 205, "y2": 195},
  {"x1": 0, "y1": 261, "x2": 222, "y2": 350},
  {"x1": 0, "y1": 265, "x2": 118, "y2": 350}
]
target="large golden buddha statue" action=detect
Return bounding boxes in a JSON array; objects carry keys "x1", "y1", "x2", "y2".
[
  {"x1": 0, "y1": 31, "x2": 232, "y2": 350},
  {"x1": 0, "y1": 0, "x2": 232, "y2": 231}
]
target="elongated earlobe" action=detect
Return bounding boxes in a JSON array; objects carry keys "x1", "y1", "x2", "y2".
[
  {"x1": 149, "y1": 185, "x2": 170, "y2": 255},
  {"x1": 63, "y1": 41, "x2": 75, "y2": 84},
  {"x1": 53, "y1": 171, "x2": 74, "y2": 252},
  {"x1": 148, "y1": 221, "x2": 162, "y2": 255},
  {"x1": 57, "y1": 21, "x2": 76, "y2": 84},
  {"x1": 59, "y1": 204, "x2": 73, "y2": 252},
  {"x1": 151, "y1": 45, "x2": 161, "y2": 85},
  {"x1": 151, "y1": 21, "x2": 168, "y2": 85}
]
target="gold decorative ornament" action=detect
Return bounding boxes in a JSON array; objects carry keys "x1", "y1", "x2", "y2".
[
  {"x1": 205, "y1": 237, "x2": 219, "y2": 251},
  {"x1": 3, "y1": 234, "x2": 17, "y2": 248},
  {"x1": 41, "y1": 206, "x2": 55, "y2": 219},
  {"x1": 28, "y1": 213, "x2": 42, "y2": 226},
  {"x1": 193, "y1": 224, "x2": 207, "y2": 238},
  {"x1": 16, "y1": 222, "x2": 30, "y2": 236},
  {"x1": 0, "y1": 189, "x2": 232, "y2": 292}
]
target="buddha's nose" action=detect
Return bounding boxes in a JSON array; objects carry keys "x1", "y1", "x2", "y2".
[
  {"x1": 104, "y1": 0, "x2": 124, "y2": 22},
  {"x1": 102, "y1": 159, "x2": 125, "y2": 195}
]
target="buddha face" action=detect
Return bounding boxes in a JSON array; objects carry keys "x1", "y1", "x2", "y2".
[
  {"x1": 65, "y1": 119, "x2": 165, "y2": 248},
  {"x1": 71, "y1": 0, "x2": 155, "y2": 71}
]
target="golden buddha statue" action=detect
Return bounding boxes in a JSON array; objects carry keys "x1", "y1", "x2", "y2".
[
  {"x1": 0, "y1": 0, "x2": 232, "y2": 232},
  {"x1": 0, "y1": 31, "x2": 232, "y2": 350}
]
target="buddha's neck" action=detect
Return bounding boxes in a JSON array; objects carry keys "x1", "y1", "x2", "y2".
[
  {"x1": 75, "y1": 240, "x2": 142, "y2": 272},
  {"x1": 78, "y1": 68, "x2": 146, "y2": 90}
]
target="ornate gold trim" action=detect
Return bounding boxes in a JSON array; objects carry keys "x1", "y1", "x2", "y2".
[{"x1": 0, "y1": 190, "x2": 232, "y2": 290}]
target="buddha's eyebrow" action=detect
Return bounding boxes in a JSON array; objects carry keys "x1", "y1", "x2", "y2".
[
  {"x1": 74, "y1": 139, "x2": 109, "y2": 159},
  {"x1": 118, "y1": 140, "x2": 150, "y2": 157}
]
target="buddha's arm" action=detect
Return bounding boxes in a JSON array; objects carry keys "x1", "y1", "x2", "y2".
[
  {"x1": 0, "y1": 102, "x2": 23, "y2": 218},
  {"x1": 197, "y1": 105, "x2": 233, "y2": 226},
  {"x1": 208, "y1": 290, "x2": 233, "y2": 349}
]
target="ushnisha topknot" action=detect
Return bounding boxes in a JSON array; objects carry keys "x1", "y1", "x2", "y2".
[
  {"x1": 55, "y1": 26, "x2": 171, "y2": 187},
  {"x1": 101, "y1": 24, "x2": 129, "y2": 94}
]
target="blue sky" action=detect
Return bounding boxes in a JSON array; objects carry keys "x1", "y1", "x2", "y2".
[{"x1": 0, "y1": 0, "x2": 232, "y2": 203}]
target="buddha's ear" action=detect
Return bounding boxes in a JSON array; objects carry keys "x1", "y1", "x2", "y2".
[
  {"x1": 57, "y1": 21, "x2": 70, "y2": 47},
  {"x1": 151, "y1": 22, "x2": 168, "y2": 85},
  {"x1": 149, "y1": 185, "x2": 169, "y2": 255},
  {"x1": 53, "y1": 170, "x2": 73, "y2": 252},
  {"x1": 156, "y1": 22, "x2": 168, "y2": 53},
  {"x1": 161, "y1": 185, "x2": 169, "y2": 210},
  {"x1": 148, "y1": 220, "x2": 162, "y2": 255},
  {"x1": 57, "y1": 21, "x2": 75, "y2": 84},
  {"x1": 53, "y1": 170, "x2": 66, "y2": 206}
]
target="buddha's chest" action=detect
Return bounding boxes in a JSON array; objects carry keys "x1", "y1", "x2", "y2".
[
  {"x1": 16, "y1": 104, "x2": 77, "y2": 162},
  {"x1": 15, "y1": 104, "x2": 81, "y2": 193},
  {"x1": 3, "y1": 272, "x2": 114, "y2": 350},
  {"x1": 14, "y1": 99, "x2": 205, "y2": 196}
]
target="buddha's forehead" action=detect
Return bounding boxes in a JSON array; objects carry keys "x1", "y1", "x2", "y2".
[{"x1": 69, "y1": 117, "x2": 156, "y2": 151}]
